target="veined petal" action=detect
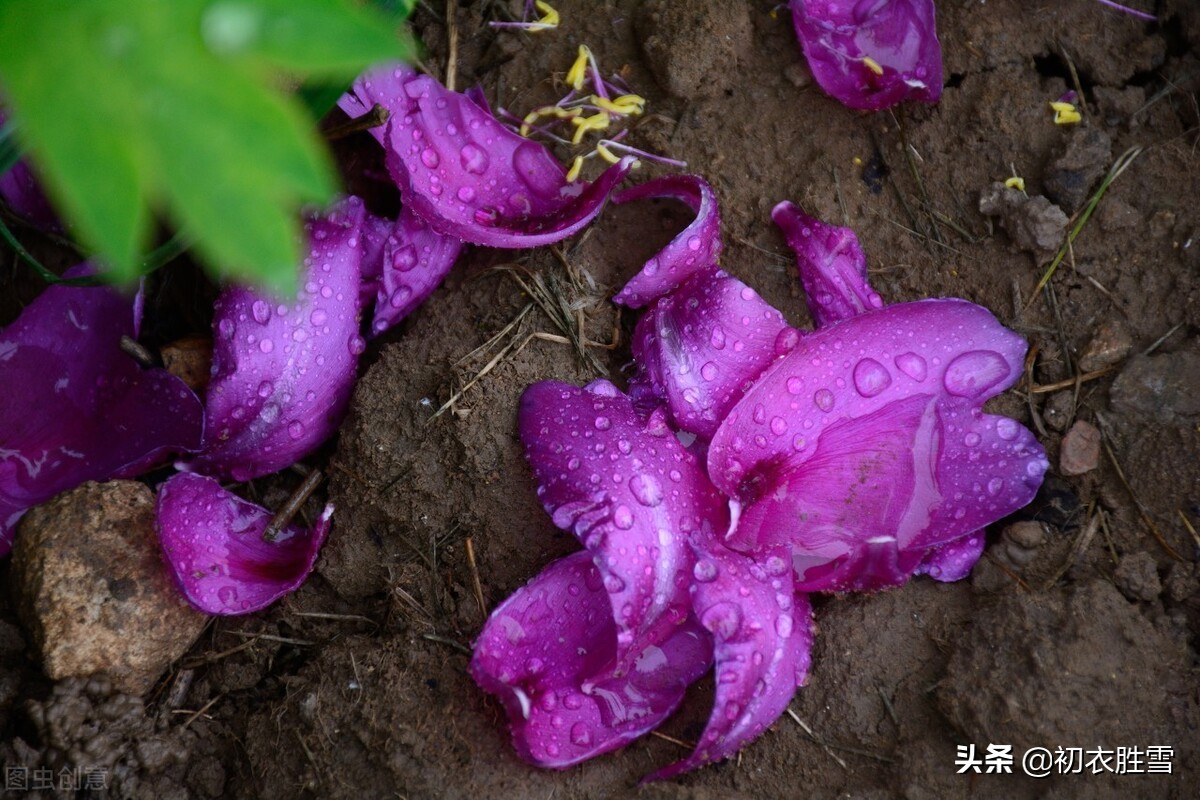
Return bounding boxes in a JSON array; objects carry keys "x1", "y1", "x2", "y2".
[
  {"x1": 183, "y1": 199, "x2": 365, "y2": 482},
  {"x1": 156, "y1": 473, "x2": 331, "y2": 615},
  {"x1": 789, "y1": 0, "x2": 942, "y2": 111},
  {"x1": 0, "y1": 278, "x2": 203, "y2": 556},
  {"x1": 771, "y1": 202, "x2": 883, "y2": 327},
  {"x1": 519, "y1": 379, "x2": 727, "y2": 673},
  {"x1": 470, "y1": 551, "x2": 712, "y2": 768},
  {"x1": 630, "y1": 268, "x2": 792, "y2": 440},
  {"x1": 363, "y1": 205, "x2": 463, "y2": 336},
  {"x1": 613, "y1": 175, "x2": 722, "y2": 308},
  {"x1": 649, "y1": 542, "x2": 813, "y2": 779}
]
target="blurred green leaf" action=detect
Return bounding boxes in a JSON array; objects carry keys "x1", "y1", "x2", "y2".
[{"x1": 0, "y1": 0, "x2": 411, "y2": 293}]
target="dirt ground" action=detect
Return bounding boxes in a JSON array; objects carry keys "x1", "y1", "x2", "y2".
[{"x1": 3, "y1": 0, "x2": 1200, "y2": 798}]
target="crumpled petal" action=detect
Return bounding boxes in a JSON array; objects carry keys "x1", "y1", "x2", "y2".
[
  {"x1": 789, "y1": 0, "x2": 942, "y2": 111},
  {"x1": 336, "y1": 63, "x2": 421, "y2": 148},
  {"x1": 183, "y1": 199, "x2": 365, "y2": 482},
  {"x1": 0, "y1": 277, "x2": 203, "y2": 556},
  {"x1": 630, "y1": 268, "x2": 792, "y2": 440},
  {"x1": 156, "y1": 473, "x2": 332, "y2": 615},
  {"x1": 612, "y1": 175, "x2": 723, "y2": 308},
  {"x1": 649, "y1": 542, "x2": 813, "y2": 779},
  {"x1": 772, "y1": 202, "x2": 883, "y2": 327},
  {"x1": 342, "y1": 64, "x2": 635, "y2": 248},
  {"x1": 361, "y1": 205, "x2": 463, "y2": 336},
  {"x1": 470, "y1": 551, "x2": 712, "y2": 768},
  {"x1": 519, "y1": 379, "x2": 727, "y2": 673},
  {"x1": 915, "y1": 529, "x2": 985, "y2": 582},
  {"x1": 709, "y1": 299, "x2": 1047, "y2": 592}
]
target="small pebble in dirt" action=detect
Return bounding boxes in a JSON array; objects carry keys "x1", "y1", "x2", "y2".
[
  {"x1": 1041, "y1": 391, "x2": 1074, "y2": 433},
  {"x1": 1043, "y1": 125, "x2": 1112, "y2": 215},
  {"x1": 1059, "y1": 419, "x2": 1101, "y2": 476},
  {"x1": 973, "y1": 521, "x2": 1047, "y2": 592},
  {"x1": 1078, "y1": 320, "x2": 1132, "y2": 372},
  {"x1": 160, "y1": 335, "x2": 214, "y2": 391},
  {"x1": 11, "y1": 481, "x2": 209, "y2": 694},
  {"x1": 1110, "y1": 347, "x2": 1200, "y2": 425},
  {"x1": 1164, "y1": 562, "x2": 1198, "y2": 604},
  {"x1": 978, "y1": 182, "x2": 1067, "y2": 260},
  {"x1": 1113, "y1": 552, "x2": 1162, "y2": 603},
  {"x1": 635, "y1": 0, "x2": 753, "y2": 100}
]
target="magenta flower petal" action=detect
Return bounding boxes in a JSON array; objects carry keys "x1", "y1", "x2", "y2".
[
  {"x1": 183, "y1": 200, "x2": 365, "y2": 482},
  {"x1": 364, "y1": 205, "x2": 463, "y2": 336},
  {"x1": 650, "y1": 542, "x2": 813, "y2": 780},
  {"x1": 343, "y1": 65, "x2": 635, "y2": 248},
  {"x1": 0, "y1": 280, "x2": 203, "y2": 556},
  {"x1": 630, "y1": 268, "x2": 792, "y2": 439},
  {"x1": 771, "y1": 202, "x2": 884, "y2": 327},
  {"x1": 470, "y1": 551, "x2": 712, "y2": 768},
  {"x1": 336, "y1": 63, "x2": 420, "y2": 147},
  {"x1": 915, "y1": 529, "x2": 985, "y2": 582},
  {"x1": 612, "y1": 175, "x2": 722, "y2": 308},
  {"x1": 156, "y1": 473, "x2": 331, "y2": 615},
  {"x1": 788, "y1": 0, "x2": 942, "y2": 111},
  {"x1": 519, "y1": 379, "x2": 727, "y2": 672}
]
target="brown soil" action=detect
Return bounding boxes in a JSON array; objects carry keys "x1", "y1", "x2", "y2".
[{"x1": 3, "y1": 1, "x2": 1200, "y2": 798}]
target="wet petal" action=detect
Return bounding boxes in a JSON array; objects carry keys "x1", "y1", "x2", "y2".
[
  {"x1": 650, "y1": 543, "x2": 813, "y2": 779},
  {"x1": 772, "y1": 202, "x2": 883, "y2": 327},
  {"x1": 630, "y1": 268, "x2": 791, "y2": 439},
  {"x1": 915, "y1": 529, "x2": 985, "y2": 582},
  {"x1": 519, "y1": 379, "x2": 727, "y2": 672},
  {"x1": 0, "y1": 279, "x2": 203, "y2": 556},
  {"x1": 364, "y1": 205, "x2": 463, "y2": 336},
  {"x1": 788, "y1": 0, "x2": 942, "y2": 111},
  {"x1": 156, "y1": 473, "x2": 331, "y2": 615},
  {"x1": 613, "y1": 175, "x2": 722, "y2": 308},
  {"x1": 183, "y1": 199, "x2": 365, "y2": 481},
  {"x1": 336, "y1": 63, "x2": 420, "y2": 147}
]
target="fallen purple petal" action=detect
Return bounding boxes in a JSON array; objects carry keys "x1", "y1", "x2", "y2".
[
  {"x1": 156, "y1": 473, "x2": 332, "y2": 615},
  {"x1": 362, "y1": 205, "x2": 463, "y2": 336},
  {"x1": 183, "y1": 198, "x2": 365, "y2": 482},
  {"x1": 789, "y1": 0, "x2": 942, "y2": 111}
]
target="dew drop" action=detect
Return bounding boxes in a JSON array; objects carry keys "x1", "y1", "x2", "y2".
[
  {"x1": 775, "y1": 614, "x2": 794, "y2": 638},
  {"x1": 700, "y1": 362, "x2": 718, "y2": 381},
  {"x1": 813, "y1": 388, "x2": 835, "y2": 412},
  {"x1": 786, "y1": 376, "x2": 803, "y2": 395},
  {"x1": 392, "y1": 245, "x2": 418, "y2": 272},
  {"x1": 390, "y1": 286, "x2": 413, "y2": 308},
  {"x1": 420, "y1": 148, "x2": 440, "y2": 168},
  {"x1": 770, "y1": 416, "x2": 787, "y2": 435},
  {"x1": 693, "y1": 559, "x2": 718, "y2": 583},
  {"x1": 217, "y1": 585, "x2": 238, "y2": 606},
  {"x1": 964, "y1": 432, "x2": 982, "y2": 447},
  {"x1": 774, "y1": 327, "x2": 801, "y2": 355},
  {"x1": 604, "y1": 574, "x2": 625, "y2": 593},
  {"x1": 594, "y1": 416, "x2": 611, "y2": 431},
  {"x1": 995, "y1": 418, "x2": 1019, "y2": 441},
  {"x1": 894, "y1": 351, "x2": 927, "y2": 382},
  {"x1": 309, "y1": 309, "x2": 328, "y2": 326},
  {"x1": 687, "y1": 235, "x2": 702, "y2": 251},
  {"x1": 852, "y1": 358, "x2": 891, "y2": 397},
  {"x1": 943, "y1": 350, "x2": 1010, "y2": 398},
  {"x1": 251, "y1": 300, "x2": 271, "y2": 324},
  {"x1": 257, "y1": 380, "x2": 273, "y2": 398},
  {"x1": 460, "y1": 143, "x2": 489, "y2": 174},
  {"x1": 288, "y1": 420, "x2": 305, "y2": 440},
  {"x1": 457, "y1": 185, "x2": 476, "y2": 203},
  {"x1": 987, "y1": 477, "x2": 1004, "y2": 495},
  {"x1": 629, "y1": 475, "x2": 663, "y2": 507},
  {"x1": 570, "y1": 722, "x2": 592, "y2": 746},
  {"x1": 613, "y1": 505, "x2": 634, "y2": 530},
  {"x1": 710, "y1": 326, "x2": 726, "y2": 349}
]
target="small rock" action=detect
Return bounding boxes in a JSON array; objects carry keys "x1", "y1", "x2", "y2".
[
  {"x1": 1078, "y1": 320, "x2": 1132, "y2": 372},
  {"x1": 635, "y1": 0, "x2": 753, "y2": 100},
  {"x1": 979, "y1": 183, "x2": 1068, "y2": 259},
  {"x1": 160, "y1": 336, "x2": 213, "y2": 392},
  {"x1": 1164, "y1": 562, "x2": 1198, "y2": 604},
  {"x1": 1005, "y1": 520, "x2": 1047, "y2": 551},
  {"x1": 1093, "y1": 85, "x2": 1145, "y2": 127},
  {"x1": 1113, "y1": 552, "x2": 1162, "y2": 602},
  {"x1": 783, "y1": 60, "x2": 813, "y2": 89},
  {"x1": 1059, "y1": 420, "x2": 1101, "y2": 476},
  {"x1": 1043, "y1": 126, "x2": 1112, "y2": 215},
  {"x1": 11, "y1": 481, "x2": 208, "y2": 694},
  {"x1": 1096, "y1": 197, "x2": 1139, "y2": 232},
  {"x1": 1110, "y1": 347, "x2": 1200, "y2": 425},
  {"x1": 1042, "y1": 391, "x2": 1074, "y2": 433}
]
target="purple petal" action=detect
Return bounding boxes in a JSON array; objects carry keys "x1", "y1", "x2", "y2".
[
  {"x1": 343, "y1": 65, "x2": 635, "y2": 248},
  {"x1": 365, "y1": 205, "x2": 463, "y2": 336},
  {"x1": 470, "y1": 551, "x2": 712, "y2": 768},
  {"x1": 612, "y1": 175, "x2": 722, "y2": 308},
  {"x1": 789, "y1": 0, "x2": 942, "y2": 111},
  {"x1": 915, "y1": 529, "x2": 985, "y2": 582},
  {"x1": 630, "y1": 268, "x2": 792, "y2": 439},
  {"x1": 519, "y1": 379, "x2": 727, "y2": 672},
  {"x1": 0, "y1": 280, "x2": 203, "y2": 556},
  {"x1": 709, "y1": 299, "x2": 1047, "y2": 592},
  {"x1": 650, "y1": 543, "x2": 813, "y2": 779},
  {"x1": 183, "y1": 199, "x2": 365, "y2": 481},
  {"x1": 337, "y1": 63, "x2": 421, "y2": 147},
  {"x1": 156, "y1": 473, "x2": 332, "y2": 615},
  {"x1": 772, "y1": 202, "x2": 884, "y2": 327}
]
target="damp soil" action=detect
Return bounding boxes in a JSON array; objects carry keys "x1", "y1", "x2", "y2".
[{"x1": 3, "y1": 1, "x2": 1200, "y2": 798}]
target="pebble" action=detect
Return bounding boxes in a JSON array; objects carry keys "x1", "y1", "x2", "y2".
[
  {"x1": 1110, "y1": 348, "x2": 1200, "y2": 425},
  {"x1": 11, "y1": 481, "x2": 209, "y2": 694},
  {"x1": 635, "y1": 0, "x2": 753, "y2": 100},
  {"x1": 1043, "y1": 126, "x2": 1112, "y2": 215},
  {"x1": 1041, "y1": 391, "x2": 1074, "y2": 433},
  {"x1": 1059, "y1": 420, "x2": 1101, "y2": 476},
  {"x1": 1078, "y1": 320, "x2": 1132, "y2": 372},
  {"x1": 1113, "y1": 552, "x2": 1162, "y2": 602},
  {"x1": 979, "y1": 183, "x2": 1068, "y2": 259}
]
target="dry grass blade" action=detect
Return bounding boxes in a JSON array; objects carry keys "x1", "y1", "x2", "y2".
[{"x1": 1043, "y1": 503, "x2": 1100, "y2": 589}]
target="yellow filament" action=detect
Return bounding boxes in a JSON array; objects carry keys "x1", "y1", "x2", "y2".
[
  {"x1": 566, "y1": 155, "x2": 584, "y2": 182},
  {"x1": 862, "y1": 56, "x2": 884, "y2": 75},
  {"x1": 566, "y1": 45, "x2": 592, "y2": 91},
  {"x1": 595, "y1": 142, "x2": 621, "y2": 164},
  {"x1": 1050, "y1": 101, "x2": 1081, "y2": 125},
  {"x1": 519, "y1": 105, "x2": 580, "y2": 136},
  {"x1": 592, "y1": 94, "x2": 645, "y2": 116},
  {"x1": 533, "y1": 1, "x2": 559, "y2": 30},
  {"x1": 570, "y1": 111, "x2": 610, "y2": 144},
  {"x1": 1004, "y1": 176, "x2": 1026, "y2": 192}
]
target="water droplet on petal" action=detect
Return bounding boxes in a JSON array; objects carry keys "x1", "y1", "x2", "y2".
[
  {"x1": 570, "y1": 722, "x2": 592, "y2": 746},
  {"x1": 964, "y1": 432, "x2": 982, "y2": 447},
  {"x1": 987, "y1": 477, "x2": 1005, "y2": 495},
  {"x1": 814, "y1": 388, "x2": 835, "y2": 412},
  {"x1": 594, "y1": 416, "x2": 611, "y2": 431},
  {"x1": 774, "y1": 327, "x2": 801, "y2": 355},
  {"x1": 786, "y1": 376, "x2": 803, "y2": 395},
  {"x1": 852, "y1": 358, "x2": 891, "y2": 397},
  {"x1": 996, "y1": 418, "x2": 1019, "y2": 441},
  {"x1": 613, "y1": 505, "x2": 634, "y2": 530},
  {"x1": 710, "y1": 326, "x2": 726, "y2": 349},
  {"x1": 943, "y1": 350, "x2": 1010, "y2": 398},
  {"x1": 420, "y1": 148, "x2": 440, "y2": 168},
  {"x1": 288, "y1": 420, "x2": 305, "y2": 440},
  {"x1": 693, "y1": 559, "x2": 718, "y2": 583},
  {"x1": 700, "y1": 362, "x2": 718, "y2": 381},
  {"x1": 895, "y1": 351, "x2": 927, "y2": 381},
  {"x1": 460, "y1": 143, "x2": 489, "y2": 174},
  {"x1": 629, "y1": 475, "x2": 663, "y2": 507},
  {"x1": 257, "y1": 380, "x2": 273, "y2": 398},
  {"x1": 251, "y1": 300, "x2": 270, "y2": 324},
  {"x1": 310, "y1": 309, "x2": 328, "y2": 326},
  {"x1": 457, "y1": 185, "x2": 476, "y2": 203}
]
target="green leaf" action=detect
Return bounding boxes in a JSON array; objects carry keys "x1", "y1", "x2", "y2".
[{"x1": 0, "y1": 0, "x2": 411, "y2": 293}]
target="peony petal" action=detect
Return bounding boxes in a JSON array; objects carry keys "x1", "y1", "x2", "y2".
[
  {"x1": 915, "y1": 529, "x2": 985, "y2": 583},
  {"x1": 183, "y1": 199, "x2": 365, "y2": 481},
  {"x1": 771, "y1": 202, "x2": 883, "y2": 327},
  {"x1": 156, "y1": 473, "x2": 331, "y2": 615},
  {"x1": 343, "y1": 65, "x2": 635, "y2": 248},
  {"x1": 709, "y1": 299, "x2": 1047, "y2": 591},
  {"x1": 613, "y1": 175, "x2": 723, "y2": 308},
  {"x1": 788, "y1": 0, "x2": 942, "y2": 111},
  {"x1": 365, "y1": 205, "x2": 463, "y2": 336},
  {"x1": 630, "y1": 268, "x2": 792, "y2": 439},
  {"x1": 0, "y1": 280, "x2": 203, "y2": 556},
  {"x1": 649, "y1": 542, "x2": 813, "y2": 779},
  {"x1": 519, "y1": 379, "x2": 727, "y2": 673},
  {"x1": 470, "y1": 551, "x2": 712, "y2": 768}
]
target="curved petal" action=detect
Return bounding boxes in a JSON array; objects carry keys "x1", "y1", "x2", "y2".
[
  {"x1": 471, "y1": 551, "x2": 712, "y2": 769},
  {"x1": 156, "y1": 473, "x2": 331, "y2": 615},
  {"x1": 789, "y1": 0, "x2": 941, "y2": 111},
  {"x1": 771, "y1": 201, "x2": 883, "y2": 327},
  {"x1": 336, "y1": 63, "x2": 420, "y2": 147},
  {"x1": 649, "y1": 543, "x2": 813, "y2": 780},
  {"x1": 915, "y1": 529, "x2": 985, "y2": 582},
  {"x1": 365, "y1": 205, "x2": 463, "y2": 336},
  {"x1": 612, "y1": 175, "x2": 722, "y2": 308},
  {"x1": 519, "y1": 379, "x2": 727, "y2": 672},
  {"x1": 0, "y1": 281, "x2": 203, "y2": 556},
  {"x1": 630, "y1": 268, "x2": 793, "y2": 439},
  {"x1": 183, "y1": 199, "x2": 365, "y2": 481}
]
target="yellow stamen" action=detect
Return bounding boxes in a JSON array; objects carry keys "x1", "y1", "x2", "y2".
[
  {"x1": 566, "y1": 45, "x2": 592, "y2": 91},
  {"x1": 1050, "y1": 100, "x2": 1081, "y2": 125},
  {"x1": 1005, "y1": 176, "x2": 1026, "y2": 192},
  {"x1": 595, "y1": 142, "x2": 621, "y2": 164},
  {"x1": 862, "y1": 56, "x2": 884, "y2": 76},
  {"x1": 532, "y1": 1, "x2": 559, "y2": 30},
  {"x1": 519, "y1": 105, "x2": 580, "y2": 136},
  {"x1": 592, "y1": 94, "x2": 645, "y2": 116},
  {"x1": 566, "y1": 155, "x2": 584, "y2": 182},
  {"x1": 852, "y1": 156, "x2": 864, "y2": 166},
  {"x1": 570, "y1": 111, "x2": 610, "y2": 144}
]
